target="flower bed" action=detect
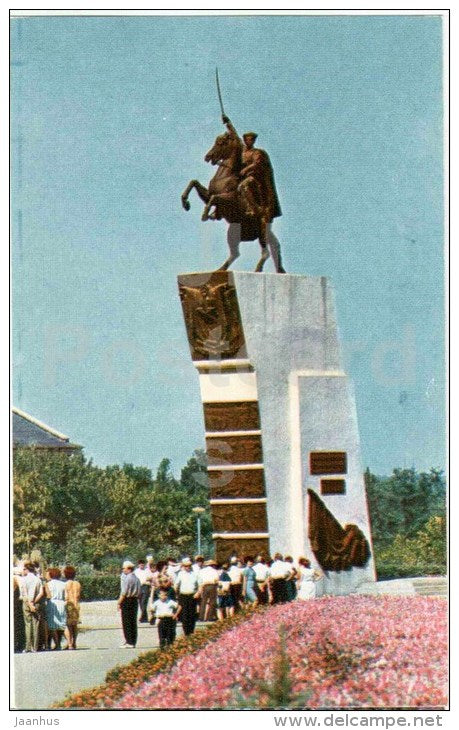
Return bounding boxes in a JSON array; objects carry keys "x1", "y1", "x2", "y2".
[
  {"x1": 114, "y1": 596, "x2": 447, "y2": 709},
  {"x1": 54, "y1": 605, "x2": 263, "y2": 708}
]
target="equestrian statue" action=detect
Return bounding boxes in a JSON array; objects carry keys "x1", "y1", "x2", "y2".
[{"x1": 181, "y1": 71, "x2": 286, "y2": 273}]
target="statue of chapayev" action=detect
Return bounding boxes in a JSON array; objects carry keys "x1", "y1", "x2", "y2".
[{"x1": 222, "y1": 114, "x2": 282, "y2": 224}]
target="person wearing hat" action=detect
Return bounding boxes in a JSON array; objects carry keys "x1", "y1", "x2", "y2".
[
  {"x1": 222, "y1": 115, "x2": 282, "y2": 222},
  {"x1": 174, "y1": 557, "x2": 200, "y2": 636},
  {"x1": 197, "y1": 559, "x2": 219, "y2": 621},
  {"x1": 118, "y1": 560, "x2": 141, "y2": 648}
]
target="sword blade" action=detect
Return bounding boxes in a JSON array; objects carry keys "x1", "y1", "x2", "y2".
[{"x1": 216, "y1": 67, "x2": 225, "y2": 116}]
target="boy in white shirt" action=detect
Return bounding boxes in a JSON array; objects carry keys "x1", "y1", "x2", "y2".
[{"x1": 151, "y1": 588, "x2": 181, "y2": 648}]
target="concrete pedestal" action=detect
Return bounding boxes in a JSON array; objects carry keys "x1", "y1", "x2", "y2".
[{"x1": 178, "y1": 271, "x2": 376, "y2": 594}]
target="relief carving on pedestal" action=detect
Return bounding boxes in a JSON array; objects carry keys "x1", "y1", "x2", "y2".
[
  {"x1": 308, "y1": 489, "x2": 371, "y2": 572},
  {"x1": 215, "y1": 538, "x2": 270, "y2": 563},
  {"x1": 204, "y1": 401, "x2": 260, "y2": 432},
  {"x1": 206, "y1": 434, "x2": 263, "y2": 465},
  {"x1": 212, "y1": 502, "x2": 268, "y2": 532},
  {"x1": 178, "y1": 272, "x2": 247, "y2": 361},
  {"x1": 209, "y1": 468, "x2": 266, "y2": 498}
]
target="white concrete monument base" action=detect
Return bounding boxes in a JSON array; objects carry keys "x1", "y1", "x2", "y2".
[{"x1": 178, "y1": 271, "x2": 376, "y2": 595}]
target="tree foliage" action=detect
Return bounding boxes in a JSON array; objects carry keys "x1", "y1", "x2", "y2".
[
  {"x1": 13, "y1": 447, "x2": 211, "y2": 566},
  {"x1": 365, "y1": 467, "x2": 446, "y2": 576}
]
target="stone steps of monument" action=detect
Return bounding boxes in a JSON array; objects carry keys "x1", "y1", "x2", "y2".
[{"x1": 412, "y1": 578, "x2": 447, "y2": 596}]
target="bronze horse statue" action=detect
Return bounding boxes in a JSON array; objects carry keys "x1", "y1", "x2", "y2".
[{"x1": 181, "y1": 131, "x2": 285, "y2": 273}]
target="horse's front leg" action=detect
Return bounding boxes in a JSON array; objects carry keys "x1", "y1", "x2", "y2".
[
  {"x1": 181, "y1": 180, "x2": 209, "y2": 211},
  {"x1": 202, "y1": 194, "x2": 217, "y2": 221}
]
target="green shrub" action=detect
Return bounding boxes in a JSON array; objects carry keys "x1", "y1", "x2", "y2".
[
  {"x1": 79, "y1": 573, "x2": 120, "y2": 601},
  {"x1": 375, "y1": 562, "x2": 446, "y2": 580}
]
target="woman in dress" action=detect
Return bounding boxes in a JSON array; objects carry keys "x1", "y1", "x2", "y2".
[
  {"x1": 296, "y1": 557, "x2": 323, "y2": 600},
  {"x1": 44, "y1": 568, "x2": 69, "y2": 650},
  {"x1": 64, "y1": 565, "x2": 81, "y2": 650},
  {"x1": 242, "y1": 556, "x2": 258, "y2": 605},
  {"x1": 216, "y1": 562, "x2": 234, "y2": 620}
]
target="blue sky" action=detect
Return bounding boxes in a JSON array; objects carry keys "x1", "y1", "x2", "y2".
[{"x1": 11, "y1": 14, "x2": 445, "y2": 475}]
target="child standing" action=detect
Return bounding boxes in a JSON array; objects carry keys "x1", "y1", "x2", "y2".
[{"x1": 151, "y1": 588, "x2": 181, "y2": 648}]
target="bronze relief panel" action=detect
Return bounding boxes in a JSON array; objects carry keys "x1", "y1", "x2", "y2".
[
  {"x1": 209, "y1": 468, "x2": 266, "y2": 498},
  {"x1": 215, "y1": 538, "x2": 270, "y2": 564},
  {"x1": 206, "y1": 434, "x2": 263, "y2": 465},
  {"x1": 204, "y1": 401, "x2": 261, "y2": 432},
  {"x1": 211, "y1": 502, "x2": 268, "y2": 533},
  {"x1": 178, "y1": 271, "x2": 247, "y2": 361}
]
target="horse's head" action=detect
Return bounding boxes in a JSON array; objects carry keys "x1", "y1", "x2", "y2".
[{"x1": 205, "y1": 132, "x2": 241, "y2": 166}]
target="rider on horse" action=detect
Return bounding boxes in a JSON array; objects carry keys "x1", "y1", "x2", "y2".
[{"x1": 222, "y1": 115, "x2": 282, "y2": 224}]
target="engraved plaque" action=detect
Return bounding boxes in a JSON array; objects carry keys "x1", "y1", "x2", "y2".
[
  {"x1": 320, "y1": 478, "x2": 346, "y2": 495},
  {"x1": 209, "y1": 469, "x2": 266, "y2": 498},
  {"x1": 178, "y1": 271, "x2": 247, "y2": 361},
  {"x1": 214, "y1": 538, "x2": 270, "y2": 564},
  {"x1": 204, "y1": 401, "x2": 260, "y2": 432},
  {"x1": 211, "y1": 502, "x2": 268, "y2": 533},
  {"x1": 310, "y1": 451, "x2": 347, "y2": 475},
  {"x1": 206, "y1": 434, "x2": 263, "y2": 465}
]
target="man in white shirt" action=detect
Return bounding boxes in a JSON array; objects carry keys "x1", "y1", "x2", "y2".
[
  {"x1": 21, "y1": 563, "x2": 43, "y2": 652},
  {"x1": 253, "y1": 555, "x2": 270, "y2": 605},
  {"x1": 174, "y1": 558, "x2": 200, "y2": 636},
  {"x1": 228, "y1": 556, "x2": 243, "y2": 612},
  {"x1": 269, "y1": 552, "x2": 292, "y2": 604},
  {"x1": 198, "y1": 559, "x2": 219, "y2": 621},
  {"x1": 134, "y1": 558, "x2": 153, "y2": 623}
]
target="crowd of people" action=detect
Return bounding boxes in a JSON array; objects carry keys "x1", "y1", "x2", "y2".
[
  {"x1": 13, "y1": 562, "x2": 81, "y2": 653},
  {"x1": 13, "y1": 552, "x2": 322, "y2": 654},
  {"x1": 118, "y1": 552, "x2": 323, "y2": 650}
]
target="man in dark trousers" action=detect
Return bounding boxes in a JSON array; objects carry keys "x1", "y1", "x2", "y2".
[
  {"x1": 134, "y1": 558, "x2": 152, "y2": 623},
  {"x1": 117, "y1": 560, "x2": 141, "y2": 648},
  {"x1": 174, "y1": 557, "x2": 200, "y2": 636}
]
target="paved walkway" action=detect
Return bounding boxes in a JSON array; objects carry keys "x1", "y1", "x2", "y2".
[
  {"x1": 13, "y1": 601, "x2": 189, "y2": 710},
  {"x1": 13, "y1": 578, "x2": 447, "y2": 710}
]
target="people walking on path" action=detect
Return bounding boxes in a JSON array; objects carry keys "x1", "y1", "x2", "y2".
[
  {"x1": 117, "y1": 560, "x2": 141, "y2": 648},
  {"x1": 198, "y1": 559, "x2": 219, "y2": 621},
  {"x1": 174, "y1": 557, "x2": 200, "y2": 635},
  {"x1": 64, "y1": 565, "x2": 81, "y2": 650},
  {"x1": 151, "y1": 588, "x2": 181, "y2": 648},
  {"x1": 44, "y1": 568, "x2": 68, "y2": 650},
  {"x1": 296, "y1": 557, "x2": 323, "y2": 600}
]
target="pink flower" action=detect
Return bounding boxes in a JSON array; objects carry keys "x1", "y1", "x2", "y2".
[{"x1": 113, "y1": 596, "x2": 447, "y2": 710}]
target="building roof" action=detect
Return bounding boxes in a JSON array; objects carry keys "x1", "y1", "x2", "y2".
[{"x1": 12, "y1": 407, "x2": 81, "y2": 450}]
